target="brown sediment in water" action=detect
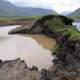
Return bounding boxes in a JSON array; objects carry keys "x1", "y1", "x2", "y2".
[{"x1": 22, "y1": 34, "x2": 57, "y2": 50}]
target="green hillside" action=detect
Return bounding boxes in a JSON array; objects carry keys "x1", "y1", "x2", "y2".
[{"x1": 69, "y1": 8, "x2": 80, "y2": 18}]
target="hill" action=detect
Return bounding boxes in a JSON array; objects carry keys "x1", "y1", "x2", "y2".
[
  {"x1": 0, "y1": 0, "x2": 57, "y2": 16},
  {"x1": 68, "y1": 8, "x2": 80, "y2": 17}
]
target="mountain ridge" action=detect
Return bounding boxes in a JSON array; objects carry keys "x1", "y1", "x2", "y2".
[
  {"x1": 0, "y1": 0, "x2": 57, "y2": 16},
  {"x1": 68, "y1": 8, "x2": 80, "y2": 17}
]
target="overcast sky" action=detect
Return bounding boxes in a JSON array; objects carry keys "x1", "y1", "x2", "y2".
[{"x1": 7, "y1": 0, "x2": 80, "y2": 13}]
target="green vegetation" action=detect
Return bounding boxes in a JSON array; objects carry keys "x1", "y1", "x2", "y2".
[
  {"x1": 51, "y1": 26, "x2": 80, "y2": 53},
  {"x1": 70, "y1": 16, "x2": 80, "y2": 21},
  {"x1": 0, "y1": 16, "x2": 40, "y2": 21},
  {"x1": 51, "y1": 45, "x2": 60, "y2": 53},
  {"x1": 34, "y1": 15, "x2": 80, "y2": 42},
  {"x1": 64, "y1": 27, "x2": 80, "y2": 41},
  {"x1": 71, "y1": 16, "x2": 80, "y2": 19},
  {"x1": 45, "y1": 17, "x2": 65, "y2": 32},
  {"x1": 35, "y1": 15, "x2": 73, "y2": 25},
  {"x1": 42, "y1": 15, "x2": 80, "y2": 41}
]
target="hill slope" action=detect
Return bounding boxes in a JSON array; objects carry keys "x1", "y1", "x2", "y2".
[
  {"x1": 68, "y1": 8, "x2": 80, "y2": 17},
  {"x1": 0, "y1": 0, "x2": 57, "y2": 16}
]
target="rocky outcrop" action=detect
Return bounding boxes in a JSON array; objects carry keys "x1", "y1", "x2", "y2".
[
  {"x1": 8, "y1": 21, "x2": 33, "y2": 34},
  {"x1": 48, "y1": 40, "x2": 80, "y2": 80},
  {"x1": 0, "y1": 58, "x2": 42, "y2": 80}
]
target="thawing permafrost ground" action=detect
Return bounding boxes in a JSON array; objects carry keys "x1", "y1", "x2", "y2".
[{"x1": 0, "y1": 25, "x2": 53, "y2": 69}]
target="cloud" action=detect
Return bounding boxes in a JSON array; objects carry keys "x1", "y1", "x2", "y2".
[{"x1": 7, "y1": 0, "x2": 80, "y2": 13}]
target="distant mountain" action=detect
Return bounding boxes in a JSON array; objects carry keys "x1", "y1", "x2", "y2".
[
  {"x1": 0, "y1": 0, "x2": 17, "y2": 16},
  {"x1": 68, "y1": 8, "x2": 80, "y2": 17},
  {"x1": 61, "y1": 11, "x2": 72, "y2": 16},
  {"x1": 0, "y1": 0, "x2": 57, "y2": 16}
]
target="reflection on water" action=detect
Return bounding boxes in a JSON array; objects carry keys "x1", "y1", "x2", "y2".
[
  {"x1": 73, "y1": 22, "x2": 80, "y2": 31},
  {"x1": 0, "y1": 25, "x2": 53, "y2": 69}
]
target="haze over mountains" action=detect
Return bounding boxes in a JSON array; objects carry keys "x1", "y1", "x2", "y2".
[
  {"x1": 0, "y1": 0, "x2": 57, "y2": 16},
  {"x1": 61, "y1": 11, "x2": 72, "y2": 16}
]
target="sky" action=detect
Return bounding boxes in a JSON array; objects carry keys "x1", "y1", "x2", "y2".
[{"x1": 7, "y1": 0, "x2": 80, "y2": 13}]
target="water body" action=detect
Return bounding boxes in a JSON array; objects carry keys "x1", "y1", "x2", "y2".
[
  {"x1": 73, "y1": 22, "x2": 80, "y2": 31},
  {"x1": 0, "y1": 25, "x2": 56, "y2": 69}
]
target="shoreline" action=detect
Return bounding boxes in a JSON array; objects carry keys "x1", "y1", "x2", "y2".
[{"x1": 0, "y1": 20, "x2": 33, "y2": 27}]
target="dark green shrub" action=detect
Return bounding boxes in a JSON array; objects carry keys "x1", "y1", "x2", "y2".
[{"x1": 35, "y1": 14, "x2": 74, "y2": 26}]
